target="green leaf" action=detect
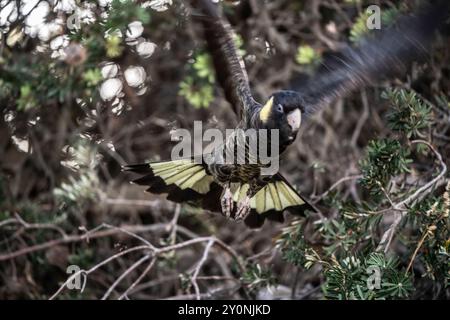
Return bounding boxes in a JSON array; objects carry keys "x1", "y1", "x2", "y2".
[{"x1": 296, "y1": 45, "x2": 320, "y2": 65}]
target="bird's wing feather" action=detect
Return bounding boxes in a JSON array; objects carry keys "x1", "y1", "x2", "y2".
[
  {"x1": 290, "y1": 1, "x2": 449, "y2": 117},
  {"x1": 124, "y1": 160, "x2": 217, "y2": 201},
  {"x1": 125, "y1": 161, "x2": 315, "y2": 229},
  {"x1": 191, "y1": 0, "x2": 257, "y2": 118},
  {"x1": 232, "y1": 173, "x2": 316, "y2": 228}
]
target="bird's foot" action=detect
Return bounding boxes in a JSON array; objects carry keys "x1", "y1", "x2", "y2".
[
  {"x1": 221, "y1": 187, "x2": 234, "y2": 218},
  {"x1": 235, "y1": 196, "x2": 251, "y2": 221}
]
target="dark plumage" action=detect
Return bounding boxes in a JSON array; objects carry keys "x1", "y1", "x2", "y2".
[{"x1": 125, "y1": 0, "x2": 449, "y2": 228}]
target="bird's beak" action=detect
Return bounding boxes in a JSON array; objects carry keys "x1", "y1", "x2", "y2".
[{"x1": 287, "y1": 109, "x2": 301, "y2": 131}]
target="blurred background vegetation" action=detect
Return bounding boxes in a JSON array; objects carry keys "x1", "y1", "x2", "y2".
[{"x1": 0, "y1": 0, "x2": 448, "y2": 300}]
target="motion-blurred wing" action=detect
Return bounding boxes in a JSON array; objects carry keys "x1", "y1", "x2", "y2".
[
  {"x1": 291, "y1": 1, "x2": 449, "y2": 117},
  {"x1": 191, "y1": 0, "x2": 258, "y2": 118}
]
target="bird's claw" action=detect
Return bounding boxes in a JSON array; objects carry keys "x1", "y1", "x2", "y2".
[
  {"x1": 235, "y1": 196, "x2": 251, "y2": 221},
  {"x1": 221, "y1": 187, "x2": 234, "y2": 218}
]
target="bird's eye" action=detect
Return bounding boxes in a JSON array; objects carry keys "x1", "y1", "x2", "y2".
[{"x1": 276, "y1": 104, "x2": 284, "y2": 113}]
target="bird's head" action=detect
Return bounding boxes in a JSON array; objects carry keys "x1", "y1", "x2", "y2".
[{"x1": 258, "y1": 91, "x2": 304, "y2": 147}]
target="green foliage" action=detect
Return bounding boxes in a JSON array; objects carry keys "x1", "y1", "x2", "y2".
[
  {"x1": 192, "y1": 54, "x2": 215, "y2": 83},
  {"x1": 277, "y1": 88, "x2": 449, "y2": 299},
  {"x1": 278, "y1": 215, "x2": 416, "y2": 299},
  {"x1": 241, "y1": 263, "x2": 276, "y2": 293},
  {"x1": 295, "y1": 45, "x2": 321, "y2": 65},
  {"x1": 104, "y1": 0, "x2": 151, "y2": 30},
  {"x1": 233, "y1": 34, "x2": 246, "y2": 58},
  {"x1": 383, "y1": 88, "x2": 433, "y2": 138},
  {"x1": 179, "y1": 34, "x2": 245, "y2": 108},
  {"x1": 179, "y1": 75, "x2": 214, "y2": 109},
  {"x1": 350, "y1": 11, "x2": 371, "y2": 43},
  {"x1": 54, "y1": 139, "x2": 101, "y2": 206},
  {"x1": 1, "y1": 0, "x2": 448, "y2": 300},
  {"x1": 179, "y1": 53, "x2": 215, "y2": 109},
  {"x1": 0, "y1": 211, "x2": 10, "y2": 222},
  {"x1": 0, "y1": 79, "x2": 14, "y2": 104},
  {"x1": 359, "y1": 139, "x2": 412, "y2": 195},
  {"x1": 350, "y1": 7, "x2": 400, "y2": 43},
  {"x1": 179, "y1": 273, "x2": 192, "y2": 292},
  {"x1": 435, "y1": 94, "x2": 450, "y2": 110},
  {"x1": 54, "y1": 172, "x2": 99, "y2": 204},
  {"x1": 1, "y1": 59, "x2": 72, "y2": 111},
  {"x1": 276, "y1": 220, "x2": 311, "y2": 267},
  {"x1": 82, "y1": 69, "x2": 102, "y2": 88},
  {"x1": 323, "y1": 253, "x2": 413, "y2": 299},
  {"x1": 69, "y1": 248, "x2": 95, "y2": 268},
  {"x1": 105, "y1": 35, "x2": 124, "y2": 58},
  {"x1": 0, "y1": 0, "x2": 154, "y2": 118},
  {"x1": 381, "y1": 7, "x2": 401, "y2": 26},
  {"x1": 319, "y1": 218, "x2": 358, "y2": 255},
  {"x1": 407, "y1": 188, "x2": 450, "y2": 286}
]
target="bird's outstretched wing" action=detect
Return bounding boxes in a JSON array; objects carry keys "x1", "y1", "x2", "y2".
[
  {"x1": 289, "y1": 1, "x2": 449, "y2": 117},
  {"x1": 190, "y1": 0, "x2": 258, "y2": 118},
  {"x1": 124, "y1": 160, "x2": 313, "y2": 229}
]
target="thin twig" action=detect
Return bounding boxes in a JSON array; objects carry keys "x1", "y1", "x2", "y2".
[
  {"x1": 102, "y1": 254, "x2": 152, "y2": 300},
  {"x1": 376, "y1": 140, "x2": 447, "y2": 253},
  {"x1": 49, "y1": 245, "x2": 151, "y2": 300},
  {"x1": 313, "y1": 174, "x2": 362, "y2": 203},
  {"x1": 118, "y1": 259, "x2": 156, "y2": 300},
  {"x1": 191, "y1": 239, "x2": 215, "y2": 300}
]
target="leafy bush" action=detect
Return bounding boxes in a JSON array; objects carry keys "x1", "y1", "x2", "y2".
[{"x1": 0, "y1": 0, "x2": 448, "y2": 300}]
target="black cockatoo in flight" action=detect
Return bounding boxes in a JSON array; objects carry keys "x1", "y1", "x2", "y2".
[{"x1": 125, "y1": 0, "x2": 449, "y2": 228}]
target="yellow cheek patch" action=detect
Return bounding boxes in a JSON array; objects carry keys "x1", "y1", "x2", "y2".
[{"x1": 259, "y1": 97, "x2": 273, "y2": 123}]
